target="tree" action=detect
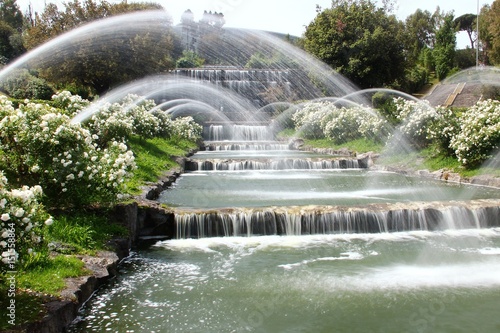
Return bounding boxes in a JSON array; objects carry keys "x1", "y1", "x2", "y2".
[
  {"x1": 482, "y1": 0, "x2": 500, "y2": 65},
  {"x1": 176, "y1": 50, "x2": 204, "y2": 68},
  {"x1": 433, "y1": 14, "x2": 456, "y2": 80},
  {"x1": 0, "y1": 0, "x2": 23, "y2": 31},
  {"x1": 404, "y1": 9, "x2": 436, "y2": 65},
  {"x1": 303, "y1": 0, "x2": 406, "y2": 89},
  {"x1": 23, "y1": 0, "x2": 177, "y2": 94},
  {"x1": 454, "y1": 14, "x2": 477, "y2": 49},
  {"x1": 0, "y1": 0, "x2": 25, "y2": 62}
]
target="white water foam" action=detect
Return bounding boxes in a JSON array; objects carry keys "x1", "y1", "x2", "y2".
[
  {"x1": 157, "y1": 228, "x2": 500, "y2": 252},
  {"x1": 278, "y1": 252, "x2": 365, "y2": 270}
]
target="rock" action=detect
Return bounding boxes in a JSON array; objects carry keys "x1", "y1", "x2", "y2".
[{"x1": 288, "y1": 138, "x2": 304, "y2": 150}]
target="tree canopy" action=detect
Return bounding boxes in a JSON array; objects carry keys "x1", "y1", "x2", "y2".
[
  {"x1": 303, "y1": 0, "x2": 406, "y2": 89},
  {"x1": 22, "y1": 0, "x2": 176, "y2": 95}
]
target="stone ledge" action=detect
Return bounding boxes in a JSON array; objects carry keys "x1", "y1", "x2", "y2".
[{"x1": 10, "y1": 241, "x2": 130, "y2": 333}]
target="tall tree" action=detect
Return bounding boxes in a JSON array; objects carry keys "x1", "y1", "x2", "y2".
[
  {"x1": 0, "y1": 0, "x2": 23, "y2": 31},
  {"x1": 433, "y1": 14, "x2": 456, "y2": 80},
  {"x1": 454, "y1": 14, "x2": 477, "y2": 49},
  {"x1": 0, "y1": 0, "x2": 24, "y2": 62},
  {"x1": 482, "y1": 0, "x2": 500, "y2": 65},
  {"x1": 404, "y1": 9, "x2": 435, "y2": 65},
  {"x1": 303, "y1": 0, "x2": 406, "y2": 89}
]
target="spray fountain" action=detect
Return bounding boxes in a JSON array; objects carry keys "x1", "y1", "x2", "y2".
[{"x1": 2, "y1": 10, "x2": 500, "y2": 333}]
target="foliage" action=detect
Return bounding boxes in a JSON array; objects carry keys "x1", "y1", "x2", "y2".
[
  {"x1": 0, "y1": 171, "x2": 52, "y2": 272},
  {"x1": 303, "y1": 0, "x2": 406, "y2": 89},
  {"x1": 24, "y1": 0, "x2": 163, "y2": 49},
  {"x1": 292, "y1": 101, "x2": 331, "y2": 139},
  {"x1": 481, "y1": 0, "x2": 500, "y2": 65},
  {"x1": 403, "y1": 9, "x2": 438, "y2": 66},
  {"x1": 433, "y1": 14, "x2": 457, "y2": 80},
  {"x1": 0, "y1": 89, "x2": 202, "y2": 273},
  {"x1": 372, "y1": 91, "x2": 399, "y2": 124},
  {"x1": 449, "y1": 99, "x2": 500, "y2": 167},
  {"x1": 401, "y1": 65, "x2": 429, "y2": 96},
  {"x1": 176, "y1": 50, "x2": 205, "y2": 68},
  {"x1": 170, "y1": 116, "x2": 203, "y2": 141},
  {"x1": 292, "y1": 101, "x2": 389, "y2": 143},
  {"x1": 0, "y1": 96, "x2": 137, "y2": 207},
  {"x1": 24, "y1": 0, "x2": 177, "y2": 94},
  {"x1": 393, "y1": 98, "x2": 439, "y2": 148},
  {"x1": 454, "y1": 14, "x2": 477, "y2": 49},
  {"x1": 0, "y1": 69, "x2": 54, "y2": 100}
]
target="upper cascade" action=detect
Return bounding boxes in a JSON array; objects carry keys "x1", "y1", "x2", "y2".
[{"x1": 204, "y1": 124, "x2": 275, "y2": 141}]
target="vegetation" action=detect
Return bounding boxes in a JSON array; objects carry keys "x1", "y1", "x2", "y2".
[
  {"x1": 0, "y1": 90, "x2": 202, "y2": 330},
  {"x1": 303, "y1": 0, "x2": 406, "y2": 89},
  {"x1": 288, "y1": 98, "x2": 500, "y2": 172},
  {"x1": 302, "y1": 0, "x2": 500, "y2": 93}
]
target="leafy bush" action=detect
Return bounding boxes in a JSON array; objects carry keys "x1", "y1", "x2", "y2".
[
  {"x1": 292, "y1": 102, "x2": 331, "y2": 139},
  {"x1": 0, "y1": 172, "x2": 52, "y2": 272},
  {"x1": 449, "y1": 99, "x2": 500, "y2": 167},
  {"x1": 0, "y1": 96, "x2": 137, "y2": 207},
  {"x1": 171, "y1": 116, "x2": 203, "y2": 140},
  {"x1": 292, "y1": 101, "x2": 389, "y2": 143},
  {"x1": 0, "y1": 69, "x2": 54, "y2": 100},
  {"x1": 394, "y1": 98, "x2": 439, "y2": 148}
]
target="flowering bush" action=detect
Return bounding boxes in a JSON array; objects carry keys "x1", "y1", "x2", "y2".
[
  {"x1": 51, "y1": 90, "x2": 90, "y2": 117},
  {"x1": 0, "y1": 96, "x2": 136, "y2": 206},
  {"x1": 323, "y1": 106, "x2": 389, "y2": 143},
  {"x1": 88, "y1": 102, "x2": 135, "y2": 144},
  {"x1": 449, "y1": 99, "x2": 500, "y2": 167},
  {"x1": 394, "y1": 98, "x2": 439, "y2": 148},
  {"x1": 292, "y1": 102, "x2": 331, "y2": 139},
  {"x1": 0, "y1": 172, "x2": 52, "y2": 271},
  {"x1": 292, "y1": 101, "x2": 389, "y2": 142},
  {"x1": 85, "y1": 94, "x2": 200, "y2": 142},
  {"x1": 119, "y1": 95, "x2": 160, "y2": 139},
  {"x1": 426, "y1": 106, "x2": 461, "y2": 155},
  {"x1": 151, "y1": 109, "x2": 174, "y2": 138},
  {"x1": 171, "y1": 116, "x2": 203, "y2": 141}
]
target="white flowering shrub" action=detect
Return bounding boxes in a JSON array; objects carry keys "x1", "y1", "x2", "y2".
[
  {"x1": 88, "y1": 102, "x2": 135, "y2": 144},
  {"x1": 51, "y1": 90, "x2": 90, "y2": 117},
  {"x1": 120, "y1": 95, "x2": 160, "y2": 139},
  {"x1": 292, "y1": 102, "x2": 331, "y2": 139},
  {"x1": 86, "y1": 95, "x2": 198, "y2": 142},
  {"x1": 0, "y1": 172, "x2": 52, "y2": 271},
  {"x1": 394, "y1": 98, "x2": 439, "y2": 148},
  {"x1": 171, "y1": 116, "x2": 203, "y2": 141},
  {"x1": 449, "y1": 99, "x2": 500, "y2": 167},
  {"x1": 427, "y1": 106, "x2": 461, "y2": 155},
  {"x1": 292, "y1": 101, "x2": 389, "y2": 143},
  {"x1": 151, "y1": 109, "x2": 174, "y2": 138},
  {"x1": 0, "y1": 97, "x2": 136, "y2": 206},
  {"x1": 323, "y1": 106, "x2": 389, "y2": 143}
]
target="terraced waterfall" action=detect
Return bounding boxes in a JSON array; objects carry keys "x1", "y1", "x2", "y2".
[{"x1": 70, "y1": 123, "x2": 500, "y2": 333}]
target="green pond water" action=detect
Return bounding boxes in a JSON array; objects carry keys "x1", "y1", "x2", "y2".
[
  {"x1": 69, "y1": 148, "x2": 500, "y2": 332},
  {"x1": 158, "y1": 169, "x2": 500, "y2": 209},
  {"x1": 69, "y1": 231, "x2": 500, "y2": 333}
]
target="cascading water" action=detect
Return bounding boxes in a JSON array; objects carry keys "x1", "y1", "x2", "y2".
[{"x1": 56, "y1": 11, "x2": 500, "y2": 333}]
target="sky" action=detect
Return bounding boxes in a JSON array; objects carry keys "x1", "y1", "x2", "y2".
[{"x1": 16, "y1": 0, "x2": 494, "y2": 48}]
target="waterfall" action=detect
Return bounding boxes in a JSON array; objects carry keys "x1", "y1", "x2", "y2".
[
  {"x1": 205, "y1": 143, "x2": 290, "y2": 151},
  {"x1": 174, "y1": 203, "x2": 500, "y2": 239},
  {"x1": 186, "y1": 158, "x2": 361, "y2": 171},
  {"x1": 204, "y1": 124, "x2": 274, "y2": 141},
  {"x1": 172, "y1": 68, "x2": 290, "y2": 107}
]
